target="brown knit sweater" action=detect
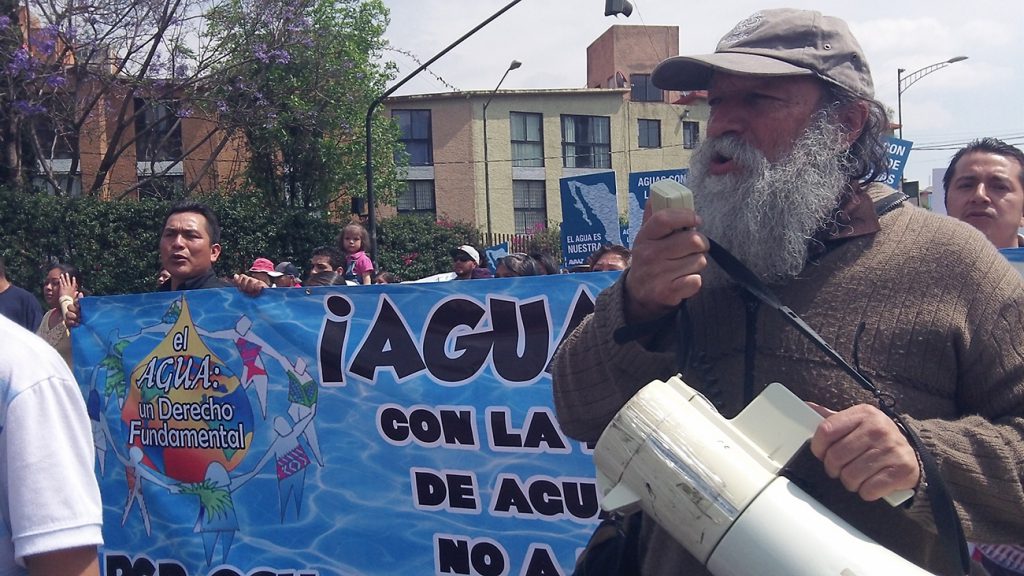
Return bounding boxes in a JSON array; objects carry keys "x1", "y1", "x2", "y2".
[{"x1": 551, "y1": 192, "x2": 1024, "y2": 575}]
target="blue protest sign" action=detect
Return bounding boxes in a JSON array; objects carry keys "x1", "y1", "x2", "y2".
[
  {"x1": 559, "y1": 171, "x2": 620, "y2": 267},
  {"x1": 884, "y1": 136, "x2": 913, "y2": 187},
  {"x1": 485, "y1": 242, "x2": 510, "y2": 272}
]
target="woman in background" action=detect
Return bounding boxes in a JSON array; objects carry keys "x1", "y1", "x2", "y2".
[
  {"x1": 495, "y1": 253, "x2": 546, "y2": 278},
  {"x1": 37, "y1": 263, "x2": 80, "y2": 367}
]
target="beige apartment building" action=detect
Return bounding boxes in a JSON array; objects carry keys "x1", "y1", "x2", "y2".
[{"x1": 383, "y1": 24, "x2": 709, "y2": 236}]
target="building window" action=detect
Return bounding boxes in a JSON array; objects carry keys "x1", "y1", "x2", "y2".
[
  {"x1": 513, "y1": 180, "x2": 546, "y2": 234},
  {"x1": 34, "y1": 115, "x2": 76, "y2": 160},
  {"x1": 136, "y1": 175, "x2": 185, "y2": 200},
  {"x1": 32, "y1": 115, "x2": 80, "y2": 196},
  {"x1": 561, "y1": 115, "x2": 611, "y2": 169},
  {"x1": 398, "y1": 180, "x2": 436, "y2": 214},
  {"x1": 135, "y1": 99, "x2": 182, "y2": 162},
  {"x1": 682, "y1": 120, "x2": 700, "y2": 149},
  {"x1": 630, "y1": 74, "x2": 663, "y2": 102},
  {"x1": 392, "y1": 109, "x2": 433, "y2": 166},
  {"x1": 32, "y1": 174, "x2": 82, "y2": 196},
  {"x1": 511, "y1": 112, "x2": 543, "y2": 167},
  {"x1": 638, "y1": 119, "x2": 661, "y2": 149}
]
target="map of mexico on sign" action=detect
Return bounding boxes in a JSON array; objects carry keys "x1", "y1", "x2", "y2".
[
  {"x1": 627, "y1": 168, "x2": 688, "y2": 247},
  {"x1": 559, "y1": 171, "x2": 621, "y2": 267}
]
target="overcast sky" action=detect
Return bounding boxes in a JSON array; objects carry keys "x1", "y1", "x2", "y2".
[{"x1": 381, "y1": 0, "x2": 1024, "y2": 189}]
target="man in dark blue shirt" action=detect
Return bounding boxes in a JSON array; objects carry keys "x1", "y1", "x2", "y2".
[{"x1": 0, "y1": 256, "x2": 43, "y2": 331}]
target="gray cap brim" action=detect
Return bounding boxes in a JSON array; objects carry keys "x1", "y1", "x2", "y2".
[{"x1": 652, "y1": 52, "x2": 815, "y2": 91}]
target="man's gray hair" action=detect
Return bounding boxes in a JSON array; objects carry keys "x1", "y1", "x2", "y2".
[{"x1": 820, "y1": 83, "x2": 891, "y2": 184}]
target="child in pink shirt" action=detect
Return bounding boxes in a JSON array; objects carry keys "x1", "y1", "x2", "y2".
[{"x1": 340, "y1": 223, "x2": 374, "y2": 285}]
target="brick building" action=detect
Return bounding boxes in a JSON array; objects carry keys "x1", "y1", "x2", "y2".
[{"x1": 13, "y1": 7, "x2": 247, "y2": 199}]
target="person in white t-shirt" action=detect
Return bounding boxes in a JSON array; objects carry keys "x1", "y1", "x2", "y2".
[{"x1": 0, "y1": 314, "x2": 103, "y2": 575}]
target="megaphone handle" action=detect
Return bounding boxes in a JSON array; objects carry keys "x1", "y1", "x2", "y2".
[
  {"x1": 884, "y1": 488, "x2": 913, "y2": 507},
  {"x1": 751, "y1": 384, "x2": 913, "y2": 508}
]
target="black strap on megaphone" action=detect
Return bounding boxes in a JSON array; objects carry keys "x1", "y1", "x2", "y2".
[{"x1": 706, "y1": 236, "x2": 970, "y2": 576}]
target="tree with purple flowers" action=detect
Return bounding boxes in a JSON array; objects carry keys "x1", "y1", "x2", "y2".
[
  {"x1": 2, "y1": 0, "x2": 218, "y2": 196},
  {"x1": 205, "y1": 0, "x2": 402, "y2": 208},
  {"x1": 0, "y1": 0, "x2": 403, "y2": 209}
]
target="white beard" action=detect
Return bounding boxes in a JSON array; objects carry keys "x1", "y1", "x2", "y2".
[{"x1": 688, "y1": 114, "x2": 851, "y2": 284}]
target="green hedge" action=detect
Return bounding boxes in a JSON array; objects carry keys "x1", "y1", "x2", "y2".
[
  {"x1": 0, "y1": 189, "x2": 504, "y2": 297},
  {"x1": 0, "y1": 189, "x2": 342, "y2": 296},
  {"x1": 375, "y1": 214, "x2": 482, "y2": 282}
]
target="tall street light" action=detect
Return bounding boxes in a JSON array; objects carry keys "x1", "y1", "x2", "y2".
[
  {"x1": 483, "y1": 59, "x2": 522, "y2": 236},
  {"x1": 897, "y1": 56, "x2": 968, "y2": 139}
]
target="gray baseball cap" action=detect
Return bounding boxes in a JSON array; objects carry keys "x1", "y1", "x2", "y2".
[{"x1": 652, "y1": 8, "x2": 873, "y2": 98}]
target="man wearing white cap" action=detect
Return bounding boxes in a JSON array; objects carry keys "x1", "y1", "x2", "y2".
[
  {"x1": 450, "y1": 245, "x2": 492, "y2": 280},
  {"x1": 552, "y1": 8, "x2": 1024, "y2": 575}
]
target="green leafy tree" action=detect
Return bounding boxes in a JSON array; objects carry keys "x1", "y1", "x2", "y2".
[
  {"x1": 0, "y1": 186, "x2": 338, "y2": 296},
  {"x1": 206, "y1": 0, "x2": 403, "y2": 209},
  {"x1": 520, "y1": 221, "x2": 563, "y2": 264}
]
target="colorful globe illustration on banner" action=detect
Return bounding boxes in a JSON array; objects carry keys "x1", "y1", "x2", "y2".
[{"x1": 121, "y1": 299, "x2": 254, "y2": 483}]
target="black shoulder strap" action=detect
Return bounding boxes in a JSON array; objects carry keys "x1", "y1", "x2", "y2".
[
  {"x1": 707, "y1": 237, "x2": 968, "y2": 576},
  {"x1": 873, "y1": 190, "x2": 909, "y2": 217}
]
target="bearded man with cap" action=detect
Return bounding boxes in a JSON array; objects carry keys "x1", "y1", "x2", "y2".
[{"x1": 552, "y1": 8, "x2": 1024, "y2": 575}]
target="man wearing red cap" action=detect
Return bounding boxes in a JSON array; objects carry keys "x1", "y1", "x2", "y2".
[
  {"x1": 246, "y1": 257, "x2": 283, "y2": 288},
  {"x1": 552, "y1": 8, "x2": 1024, "y2": 575}
]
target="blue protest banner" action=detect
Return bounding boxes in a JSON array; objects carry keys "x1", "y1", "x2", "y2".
[
  {"x1": 1001, "y1": 248, "x2": 1024, "y2": 276},
  {"x1": 72, "y1": 275, "x2": 616, "y2": 576},
  {"x1": 884, "y1": 136, "x2": 913, "y2": 187},
  {"x1": 559, "y1": 171, "x2": 620, "y2": 267},
  {"x1": 626, "y1": 168, "x2": 688, "y2": 247}
]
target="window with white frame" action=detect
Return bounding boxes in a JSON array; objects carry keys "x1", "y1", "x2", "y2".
[
  {"x1": 35, "y1": 114, "x2": 76, "y2": 160},
  {"x1": 513, "y1": 180, "x2": 546, "y2": 234},
  {"x1": 31, "y1": 173, "x2": 82, "y2": 196},
  {"x1": 510, "y1": 112, "x2": 543, "y2": 167},
  {"x1": 561, "y1": 115, "x2": 611, "y2": 169},
  {"x1": 32, "y1": 114, "x2": 81, "y2": 196},
  {"x1": 137, "y1": 175, "x2": 185, "y2": 200},
  {"x1": 135, "y1": 98, "x2": 182, "y2": 162}
]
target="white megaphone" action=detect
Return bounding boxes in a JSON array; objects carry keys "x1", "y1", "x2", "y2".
[{"x1": 593, "y1": 376, "x2": 932, "y2": 576}]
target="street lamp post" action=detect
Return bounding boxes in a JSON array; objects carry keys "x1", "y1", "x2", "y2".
[
  {"x1": 897, "y1": 56, "x2": 968, "y2": 140},
  {"x1": 483, "y1": 60, "x2": 522, "y2": 237},
  {"x1": 363, "y1": 0, "x2": 632, "y2": 263},
  {"x1": 363, "y1": 0, "x2": 525, "y2": 264}
]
